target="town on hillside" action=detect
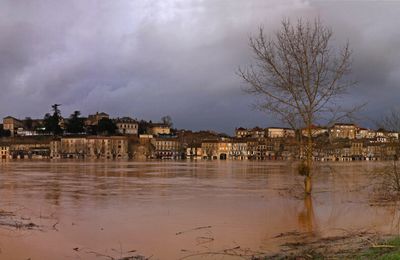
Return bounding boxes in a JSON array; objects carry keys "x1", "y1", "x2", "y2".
[{"x1": 0, "y1": 107, "x2": 399, "y2": 161}]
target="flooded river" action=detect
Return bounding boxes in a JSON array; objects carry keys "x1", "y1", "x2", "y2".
[{"x1": 0, "y1": 161, "x2": 397, "y2": 259}]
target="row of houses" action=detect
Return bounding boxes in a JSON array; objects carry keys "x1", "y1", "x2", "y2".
[
  {"x1": 312, "y1": 140, "x2": 398, "y2": 161},
  {"x1": 235, "y1": 123, "x2": 399, "y2": 140},
  {"x1": 235, "y1": 127, "x2": 296, "y2": 139},
  {"x1": 5, "y1": 112, "x2": 397, "y2": 142},
  {"x1": 186, "y1": 137, "x2": 400, "y2": 161},
  {"x1": 1, "y1": 114, "x2": 400, "y2": 161},
  {"x1": 0, "y1": 136, "x2": 129, "y2": 159},
  {"x1": 0, "y1": 133, "x2": 399, "y2": 162},
  {"x1": 0, "y1": 133, "x2": 284, "y2": 161}
]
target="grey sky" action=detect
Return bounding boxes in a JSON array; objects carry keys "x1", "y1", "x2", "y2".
[{"x1": 1, "y1": 0, "x2": 399, "y2": 133}]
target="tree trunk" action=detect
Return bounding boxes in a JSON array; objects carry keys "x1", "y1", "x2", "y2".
[
  {"x1": 305, "y1": 124, "x2": 313, "y2": 195},
  {"x1": 304, "y1": 175, "x2": 312, "y2": 195}
]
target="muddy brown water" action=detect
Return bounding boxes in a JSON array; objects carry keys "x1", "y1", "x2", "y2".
[{"x1": 0, "y1": 160, "x2": 397, "y2": 259}]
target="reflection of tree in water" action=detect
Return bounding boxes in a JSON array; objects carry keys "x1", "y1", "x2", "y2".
[
  {"x1": 298, "y1": 195, "x2": 316, "y2": 234},
  {"x1": 294, "y1": 171, "x2": 400, "y2": 237},
  {"x1": 294, "y1": 164, "x2": 365, "y2": 236}
]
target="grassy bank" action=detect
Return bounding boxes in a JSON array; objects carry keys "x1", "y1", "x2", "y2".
[
  {"x1": 261, "y1": 234, "x2": 400, "y2": 259},
  {"x1": 353, "y1": 236, "x2": 400, "y2": 260}
]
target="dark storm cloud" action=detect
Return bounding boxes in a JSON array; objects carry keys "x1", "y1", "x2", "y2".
[
  {"x1": 0, "y1": 0, "x2": 399, "y2": 133},
  {"x1": 313, "y1": 1, "x2": 400, "y2": 127}
]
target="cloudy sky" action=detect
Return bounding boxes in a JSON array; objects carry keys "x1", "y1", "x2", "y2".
[{"x1": 1, "y1": 0, "x2": 399, "y2": 133}]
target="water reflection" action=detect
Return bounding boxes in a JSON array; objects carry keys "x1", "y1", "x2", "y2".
[
  {"x1": 0, "y1": 161, "x2": 398, "y2": 259},
  {"x1": 298, "y1": 195, "x2": 316, "y2": 234}
]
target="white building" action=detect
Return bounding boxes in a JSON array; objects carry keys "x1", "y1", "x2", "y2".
[
  {"x1": 114, "y1": 117, "x2": 138, "y2": 135},
  {"x1": 266, "y1": 127, "x2": 295, "y2": 138}
]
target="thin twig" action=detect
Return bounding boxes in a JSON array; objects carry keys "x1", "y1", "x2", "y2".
[{"x1": 176, "y1": 225, "x2": 212, "y2": 235}]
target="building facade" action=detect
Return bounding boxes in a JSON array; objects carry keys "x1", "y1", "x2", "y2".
[
  {"x1": 87, "y1": 136, "x2": 129, "y2": 159},
  {"x1": 266, "y1": 127, "x2": 296, "y2": 138},
  {"x1": 3, "y1": 116, "x2": 23, "y2": 136},
  {"x1": 330, "y1": 123, "x2": 357, "y2": 139},
  {"x1": 0, "y1": 145, "x2": 10, "y2": 159},
  {"x1": 153, "y1": 137, "x2": 181, "y2": 159},
  {"x1": 114, "y1": 117, "x2": 139, "y2": 135},
  {"x1": 150, "y1": 123, "x2": 171, "y2": 136}
]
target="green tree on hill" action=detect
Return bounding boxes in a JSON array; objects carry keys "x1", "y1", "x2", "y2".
[
  {"x1": 43, "y1": 104, "x2": 63, "y2": 135},
  {"x1": 66, "y1": 111, "x2": 85, "y2": 134},
  {"x1": 97, "y1": 118, "x2": 117, "y2": 135}
]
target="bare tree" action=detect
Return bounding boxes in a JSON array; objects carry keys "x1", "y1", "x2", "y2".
[
  {"x1": 380, "y1": 108, "x2": 400, "y2": 136},
  {"x1": 161, "y1": 115, "x2": 173, "y2": 128},
  {"x1": 239, "y1": 18, "x2": 357, "y2": 195},
  {"x1": 375, "y1": 108, "x2": 400, "y2": 198}
]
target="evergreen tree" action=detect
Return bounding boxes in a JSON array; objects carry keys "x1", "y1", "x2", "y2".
[
  {"x1": 97, "y1": 118, "x2": 117, "y2": 135},
  {"x1": 66, "y1": 111, "x2": 85, "y2": 134},
  {"x1": 43, "y1": 104, "x2": 63, "y2": 135}
]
